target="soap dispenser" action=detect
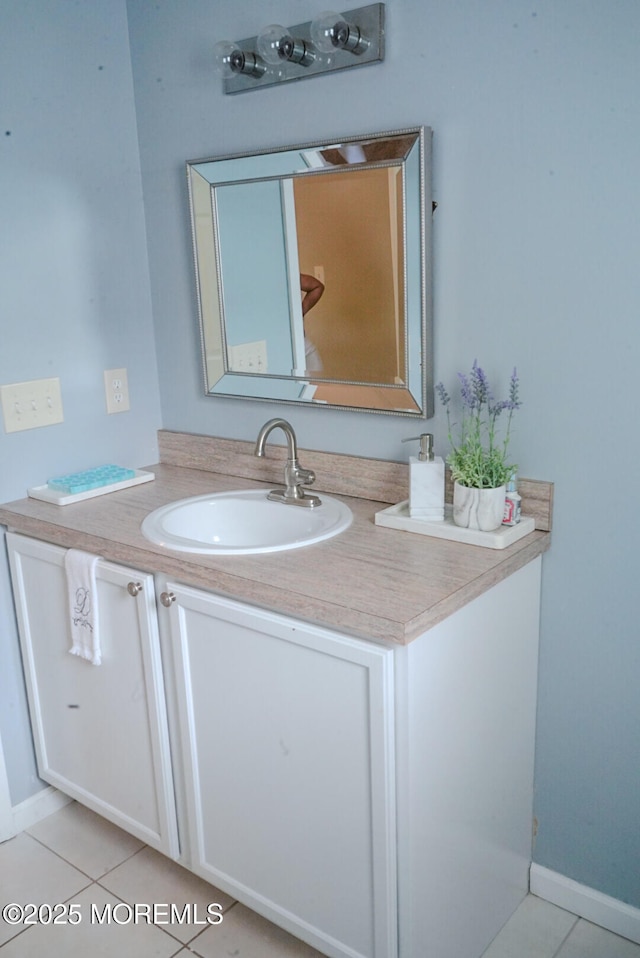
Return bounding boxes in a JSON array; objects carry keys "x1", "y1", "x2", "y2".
[{"x1": 403, "y1": 433, "x2": 445, "y2": 521}]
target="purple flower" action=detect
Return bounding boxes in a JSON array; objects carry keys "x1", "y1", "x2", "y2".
[
  {"x1": 490, "y1": 369, "x2": 521, "y2": 413},
  {"x1": 509, "y1": 367, "x2": 521, "y2": 409},
  {"x1": 436, "y1": 382, "x2": 450, "y2": 406},
  {"x1": 488, "y1": 399, "x2": 509, "y2": 416},
  {"x1": 457, "y1": 371, "x2": 476, "y2": 409},
  {"x1": 470, "y1": 360, "x2": 491, "y2": 406}
]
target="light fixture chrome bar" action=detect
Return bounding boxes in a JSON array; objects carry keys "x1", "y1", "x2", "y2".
[
  {"x1": 229, "y1": 50, "x2": 267, "y2": 78},
  {"x1": 278, "y1": 34, "x2": 316, "y2": 67},
  {"x1": 221, "y1": 3, "x2": 385, "y2": 95}
]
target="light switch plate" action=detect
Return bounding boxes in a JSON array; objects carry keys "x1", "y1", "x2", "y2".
[
  {"x1": 1, "y1": 378, "x2": 64, "y2": 433},
  {"x1": 228, "y1": 341, "x2": 268, "y2": 373}
]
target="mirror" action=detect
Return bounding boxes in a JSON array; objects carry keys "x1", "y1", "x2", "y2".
[{"x1": 187, "y1": 126, "x2": 432, "y2": 416}]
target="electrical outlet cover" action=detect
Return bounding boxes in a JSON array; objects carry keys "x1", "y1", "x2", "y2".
[{"x1": 104, "y1": 368, "x2": 130, "y2": 414}]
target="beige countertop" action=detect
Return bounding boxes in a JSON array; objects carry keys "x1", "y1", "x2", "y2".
[{"x1": 0, "y1": 431, "x2": 552, "y2": 645}]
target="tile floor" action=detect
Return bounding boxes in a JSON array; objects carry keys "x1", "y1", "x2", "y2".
[
  {"x1": 1, "y1": 801, "x2": 639, "y2": 957},
  {"x1": 481, "y1": 894, "x2": 640, "y2": 958},
  {"x1": 0, "y1": 801, "x2": 324, "y2": 957}
]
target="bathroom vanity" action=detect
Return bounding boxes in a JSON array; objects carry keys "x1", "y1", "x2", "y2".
[{"x1": 0, "y1": 431, "x2": 552, "y2": 958}]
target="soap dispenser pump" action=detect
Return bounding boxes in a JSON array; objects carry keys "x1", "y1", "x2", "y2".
[{"x1": 402, "y1": 433, "x2": 445, "y2": 521}]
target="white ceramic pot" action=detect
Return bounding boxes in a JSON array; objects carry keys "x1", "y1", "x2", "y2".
[{"x1": 452, "y1": 482, "x2": 506, "y2": 532}]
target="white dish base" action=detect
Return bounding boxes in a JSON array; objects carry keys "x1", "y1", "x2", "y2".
[
  {"x1": 28, "y1": 470, "x2": 155, "y2": 506},
  {"x1": 375, "y1": 500, "x2": 535, "y2": 549}
]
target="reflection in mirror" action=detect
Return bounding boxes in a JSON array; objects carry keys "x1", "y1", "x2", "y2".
[
  {"x1": 187, "y1": 127, "x2": 432, "y2": 416},
  {"x1": 293, "y1": 166, "x2": 405, "y2": 385}
]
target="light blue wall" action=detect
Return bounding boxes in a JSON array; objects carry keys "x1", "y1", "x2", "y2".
[
  {"x1": 0, "y1": 0, "x2": 162, "y2": 803},
  {"x1": 127, "y1": 0, "x2": 640, "y2": 908}
]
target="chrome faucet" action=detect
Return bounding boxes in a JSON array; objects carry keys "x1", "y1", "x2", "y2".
[{"x1": 254, "y1": 418, "x2": 321, "y2": 508}]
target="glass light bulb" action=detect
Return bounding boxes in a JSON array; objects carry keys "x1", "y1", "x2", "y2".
[
  {"x1": 213, "y1": 40, "x2": 237, "y2": 77},
  {"x1": 256, "y1": 23, "x2": 288, "y2": 65},
  {"x1": 309, "y1": 11, "x2": 342, "y2": 53}
]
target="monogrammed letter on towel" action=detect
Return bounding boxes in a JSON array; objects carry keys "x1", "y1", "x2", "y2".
[{"x1": 65, "y1": 549, "x2": 102, "y2": 665}]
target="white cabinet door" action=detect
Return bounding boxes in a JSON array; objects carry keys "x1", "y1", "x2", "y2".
[
  {"x1": 163, "y1": 581, "x2": 397, "y2": 958},
  {"x1": 7, "y1": 533, "x2": 178, "y2": 857}
]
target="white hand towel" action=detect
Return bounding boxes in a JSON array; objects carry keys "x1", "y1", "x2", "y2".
[{"x1": 65, "y1": 549, "x2": 101, "y2": 665}]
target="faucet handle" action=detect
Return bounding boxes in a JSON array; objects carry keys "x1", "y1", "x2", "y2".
[
  {"x1": 295, "y1": 466, "x2": 316, "y2": 486},
  {"x1": 273, "y1": 461, "x2": 320, "y2": 507}
]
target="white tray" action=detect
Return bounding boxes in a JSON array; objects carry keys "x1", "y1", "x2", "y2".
[
  {"x1": 28, "y1": 470, "x2": 155, "y2": 506},
  {"x1": 375, "y1": 500, "x2": 535, "y2": 549}
]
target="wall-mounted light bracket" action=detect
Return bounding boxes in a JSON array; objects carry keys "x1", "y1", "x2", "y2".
[{"x1": 221, "y1": 3, "x2": 385, "y2": 95}]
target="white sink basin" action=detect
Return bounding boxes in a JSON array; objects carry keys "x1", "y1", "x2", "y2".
[{"x1": 141, "y1": 488, "x2": 353, "y2": 555}]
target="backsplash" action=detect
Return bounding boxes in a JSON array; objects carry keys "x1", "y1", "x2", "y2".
[{"x1": 157, "y1": 430, "x2": 553, "y2": 532}]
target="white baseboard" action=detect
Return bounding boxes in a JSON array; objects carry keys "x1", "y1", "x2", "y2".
[
  {"x1": 12, "y1": 786, "x2": 72, "y2": 835},
  {"x1": 530, "y1": 863, "x2": 640, "y2": 945}
]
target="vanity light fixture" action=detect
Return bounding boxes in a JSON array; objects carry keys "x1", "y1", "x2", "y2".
[
  {"x1": 309, "y1": 10, "x2": 370, "y2": 55},
  {"x1": 215, "y1": 3, "x2": 384, "y2": 94},
  {"x1": 256, "y1": 24, "x2": 316, "y2": 67},
  {"x1": 213, "y1": 41, "x2": 266, "y2": 79}
]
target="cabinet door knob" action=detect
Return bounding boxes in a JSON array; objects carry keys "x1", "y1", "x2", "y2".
[
  {"x1": 160, "y1": 591, "x2": 176, "y2": 607},
  {"x1": 127, "y1": 581, "x2": 143, "y2": 597}
]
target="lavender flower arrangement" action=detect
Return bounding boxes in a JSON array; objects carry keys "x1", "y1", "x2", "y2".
[{"x1": 436, "y1": 361, "x2": 522, "y2": 489}]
